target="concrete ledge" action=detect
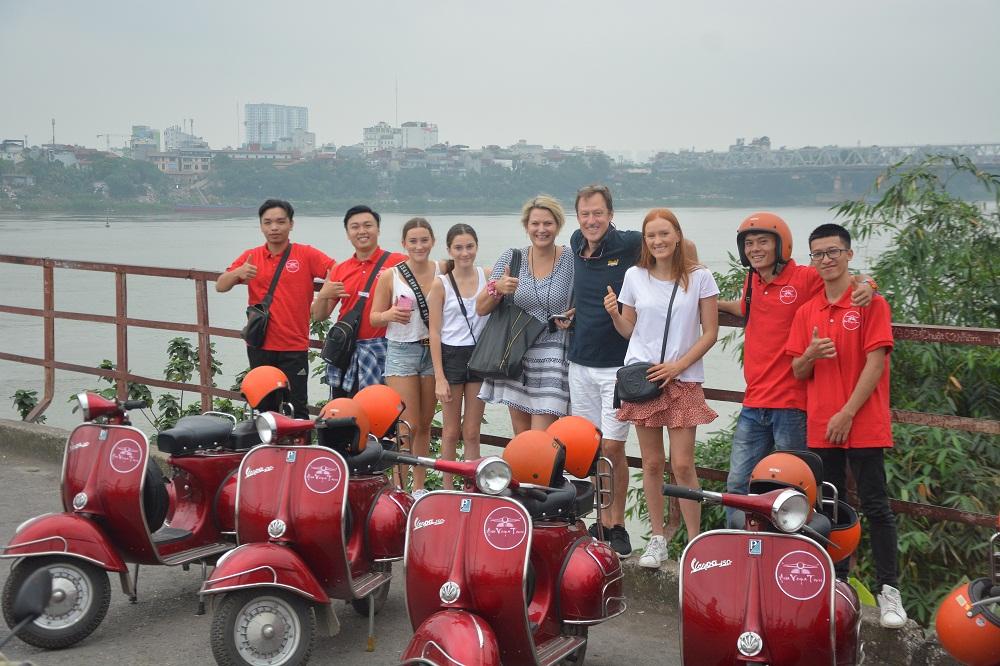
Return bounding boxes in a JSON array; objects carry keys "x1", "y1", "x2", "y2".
[
  {"x1": 622, "y1": 557, "x2": 960, "y2": 666},
  {"x1": 0, "y1": 418, "x2": 169, "y2": 468}
]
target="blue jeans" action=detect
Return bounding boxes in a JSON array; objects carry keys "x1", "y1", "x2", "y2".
[{"x1": 725, "y1": 407, "x2": 807, "y2": 528}]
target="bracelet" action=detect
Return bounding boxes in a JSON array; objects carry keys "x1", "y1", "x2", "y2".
[{"x1": 486, "y1": 279, "x2": 502, "y2": 300}]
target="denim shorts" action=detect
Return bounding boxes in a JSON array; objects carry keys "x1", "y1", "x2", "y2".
[{"x1": 384, "y1": 339, "x2": 435, "y2": 377}]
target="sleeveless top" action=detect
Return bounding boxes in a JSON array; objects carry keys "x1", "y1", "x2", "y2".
[
  {"x1": 387, "y1": 263, "x2": 439, "y2": 342},
  {"x1": 438, "y1": 267, "x2": 488, "y2": 346}
]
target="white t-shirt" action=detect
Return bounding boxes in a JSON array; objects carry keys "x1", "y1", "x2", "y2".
[{"x1": 618, "y1": 266, "x2": 720, "y2": 383}]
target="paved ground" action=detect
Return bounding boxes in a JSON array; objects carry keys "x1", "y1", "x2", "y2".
[{"x1": 0, "y1": 448, "x2": 680, "y2": 665}]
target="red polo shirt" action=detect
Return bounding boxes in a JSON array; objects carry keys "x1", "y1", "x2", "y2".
[
  {"x1": 740, "y1": 261, "x2": 824, "y2": 410},
  {"x1": 227, "y1": 243, "x2": 334, "y2": 351},
  {"x1": 785, "y1": 289, "x2": 894, "y2": 449},
  {"x1": 327, "y1": 247, "x2": 406, "y2": 340}
]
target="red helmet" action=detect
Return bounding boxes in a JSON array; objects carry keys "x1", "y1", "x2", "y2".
[
  {"x1": 240, "y1": 366, "x2": 290, "y2": 411},
  {"x1": 749, "y1": 452, "x2": 817, "y2": 511},
  {"x1": 823, "y1": 500, "x2": 861, "y2": 564},
  {"x1": 503, "y1": 430, "x2": 565, "y2": 487},
  {"x1": 935, "y1": 578, "x2": 1000, "y2": 666},
  {"x1": 353, "y1": 384, "x2": 405, "y2": 438},
  {"x1": 737, "y1": 212, "x2": 793, "y2": 269},
  {"x1": 546, "y1": 416, "x2": 602, "y2": 478},
  {"x1": 318, "y1": 398, "x2": 371, "y2": 455}
]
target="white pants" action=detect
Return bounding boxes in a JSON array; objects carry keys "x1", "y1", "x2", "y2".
[{"x1": 567, "y1": 362, "x2": 630, "y2": 441}]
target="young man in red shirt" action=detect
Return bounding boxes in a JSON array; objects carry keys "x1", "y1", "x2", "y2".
[
  {"x1": 217, "y1": 199, "x2": 334, "y2": 418},
  {"x1": 311, "y1": 205, "x2": 406, "y2": 397},
  {"x1": 786, "y1": 222, "x2": 907, "y2": 629}
]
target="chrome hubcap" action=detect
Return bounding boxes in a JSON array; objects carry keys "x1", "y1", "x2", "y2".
[
  {"x1": 235, "y1": 596, "x2": 299, "y2": 665},
  {"x1": 35, "y1": 564, "x2": 91, "y2": 630}
]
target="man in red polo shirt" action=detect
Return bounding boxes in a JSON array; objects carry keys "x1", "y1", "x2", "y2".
[
  {"x1": 217, "y1": 199, "x2": 334, "y2": 417},
  {"x1": 786, "y1": 222, "x2": 906, "y2": 629},
  {"x1": 311, "y1": 205, "x2": 405, "y2": 397}
]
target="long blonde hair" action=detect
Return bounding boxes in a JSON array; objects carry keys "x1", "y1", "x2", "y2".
[{"x1": 637, "y1": 208, "x2": 697, "y2": 291}]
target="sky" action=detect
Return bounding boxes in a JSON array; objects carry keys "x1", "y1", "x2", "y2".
[{"x1": 2, "y1": 0, "x2": 998, "y2": 157}]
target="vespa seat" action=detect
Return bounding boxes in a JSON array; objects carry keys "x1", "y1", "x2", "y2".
[
  {"x1": 343, "y1": 437, "x2": 385, "y2": 476},
  {"x1": 511, "y1": 476, "x2": 580, "y2": 522},
  {"x1": 503, "y1": 431, "x2": 580, "y2": 522},
  {"x1": 156, "y1": 415, "x2": 236, "y2": 456},
  {"x1": 226, "y1": 419, "x2": 262, "y2": 451}
]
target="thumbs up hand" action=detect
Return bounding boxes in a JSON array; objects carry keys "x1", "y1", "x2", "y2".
[
  {"x1": 805, "y1": 326, "x2": 837, "y2": 362},
  {"x1": 497, "y1": 265, "x2": 519, "y2": 295},
  {"x1": 603, "y1": 285, "x2": 620, "y2": 316},
  {"x1": 238, "y1": 260, "x2": 258, "y2": 281}
]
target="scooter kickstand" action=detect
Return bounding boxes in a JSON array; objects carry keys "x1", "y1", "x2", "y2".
[
  {"x1": 195, "y1": 561, "x2": 208, "y2": 616},
  {"x1": 366, "y1": 594, "x2": 376, "y2": 652},
  {"x1": 129, "y1": 564, "x2": 140, "y2": 604}
]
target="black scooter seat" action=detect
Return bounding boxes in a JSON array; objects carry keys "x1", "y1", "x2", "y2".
[
  {"x1": 227, "y1": 420, "x2": 262, "y2": 451},
  {"x1": 343, "y1": 438, "x2": 385, "y2": 476},
  {"x1": 571, "y1": 479, "x2": 596, "y2": 518},
  {"x1": 512, "y1": 476, "x2": 579, "y2": 522},
  {"x1": 157, "y1": 415, "x2": 235, "y2": 456}
]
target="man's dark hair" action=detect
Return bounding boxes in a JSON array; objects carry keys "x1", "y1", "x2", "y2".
[
  {"x1": 808, "y1": 223, "x2": 851, "y2": 248},
  {"x1": 343, "y1": 204, "x2": 381, "y2": 229},
  {"x1": 258, "y1": 199, "x2": 294, "y2": 221},
  {"x1": 574, "y1": 184, "x2": 614, "y2": 214}
]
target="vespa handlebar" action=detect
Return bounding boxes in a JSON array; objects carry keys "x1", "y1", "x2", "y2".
[
  {"x1": 122, "y1": 400, "x2": 148, "y2": 411},
  {"x1": 662, "y1": 484, "x2": 708, "y2": 502}
]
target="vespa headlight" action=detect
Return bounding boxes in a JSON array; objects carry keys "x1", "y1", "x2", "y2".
[
  {"x1": 76, "y1": 392, "x2": 91, "y2": 421},
  {"x1": 475, "y1": 457, "x2": 512, "y2": 495},
  {"x1": 255, "y1": 413, "x2": 278, "y2": 445},
  {"x1": 771, "y1": 488, "x2": 810, "y2": 533}
]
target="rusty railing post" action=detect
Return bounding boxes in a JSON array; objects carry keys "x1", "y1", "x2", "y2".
[
  {"x1": 195, "y1": 278, "x2": 213, "y2": 413},
  {"x1": 114, "y1": 271, "x2": 129, "y2": 400},
  {"x1": 25, "y1": 261, "x2": 54, "y2": 422}
]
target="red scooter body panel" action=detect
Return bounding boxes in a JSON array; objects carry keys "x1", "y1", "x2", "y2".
[
  {"x1": 404, "y1": 492, "x2": 535, "y2": 665},
  {"x1": 402, "y1": 609, "x2": 501, "y2": 666},
  {"x1": 214, "y1": 469, "x2": 238, "y2": 534},
  {"x1": 345, "y1": 475, "x2": 390, "y2": 577},
  {"x1": 201, "y1": 542, "x2": 330, "y2": 603},
  {"x1": 834, "y1": 579, "x2": 862, "y2": 666},
  {"x1": 158, "y1": 451, "x2": 243, "y2": 559},
  {"x1": 558, "y1": 532, "x2": 625, "y2": 623},
  {"x1": 367, "y1": 487, "x2": 413, "y2": 561},
  {"x1": 680, "y1": 530, "x2": 837, "y2": 665},
  {"x1": 235, "y1": 445, "x2": 354, "y2": 598},
  {"x1": 1, "y1": 513, "x2": 128, "y2": 572}
]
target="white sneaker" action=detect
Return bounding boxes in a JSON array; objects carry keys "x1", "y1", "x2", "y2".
[
  {"x1": 411, "y1": 488, "x2": 429, "y2": 500},
  {"x1": 877, "y1": 584, "x2": 908, "y2": 629},
  {"x1": 638, "y1": 536, "x2": 669, "y2": 569}
]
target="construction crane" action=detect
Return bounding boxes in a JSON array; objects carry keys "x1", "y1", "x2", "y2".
[{"x1": 96, "y1": 134, "x2": 129, "y2": 151}]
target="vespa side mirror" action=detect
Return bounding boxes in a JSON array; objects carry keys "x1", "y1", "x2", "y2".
[{"x1": 0, "y1": 568, "x2": 52, "y2": 649}]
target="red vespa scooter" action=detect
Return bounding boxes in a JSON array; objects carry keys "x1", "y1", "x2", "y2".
[
  {"x1": 398, "y1": 417, "x2": 626, "y2": 666},
  {"x1": 0, "y1": 366, "x2": 290, "y2": 649},
  {"x1": 662, "y1": 451, "x2": 862, "y2": 666},
  {"x1": 201, "y1": 395, "x2": 413, "y2": 666}
]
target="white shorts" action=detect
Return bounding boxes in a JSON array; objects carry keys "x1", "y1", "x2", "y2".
[{"x1": 568, "y1": 362, "x2": 630, "y2": 442}]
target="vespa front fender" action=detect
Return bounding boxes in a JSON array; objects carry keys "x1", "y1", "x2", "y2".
[
  {"x1": 0, "y1": 512, "x2": 127, "y2": 572},
  {"x1": 401, "y1": 610, "x2": 500, "y2": 666},
  {"x1": 200, "y1": 542, "x2": 330, "y2": 604}
]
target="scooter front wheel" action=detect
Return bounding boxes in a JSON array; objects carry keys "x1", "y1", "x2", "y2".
[
  {"x1": 211, "y1": 589, "x2": 315, "y2": 666},
  {"x1": 1, "y1": 556, "x2": 111, "y2": 649}
]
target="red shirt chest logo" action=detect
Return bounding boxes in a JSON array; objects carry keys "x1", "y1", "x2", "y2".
[
  {"x1": 285, "y1": 259, "x2": 301, "y2": 273},
  {"x1": 842, "y1": 310, "x2": 861, "y2": 331},
  {"x1": 778, "y1": 286, "x2": 798, "y2": 304}
]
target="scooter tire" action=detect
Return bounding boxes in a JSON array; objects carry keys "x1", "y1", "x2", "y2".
[
  {"x1": 211, "y1": 589, "x2": 315, "y2": 666},
  {"x1": 349, "y1": 562, "x2": 390, "y2": 617},
  {"x1": 1, "y1": 556, "x2": 111, "y2": 650}
]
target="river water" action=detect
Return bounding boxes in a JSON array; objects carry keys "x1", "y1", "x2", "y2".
[{"x1": 0, "y1": 206, "x2": 887, "y2": 444}]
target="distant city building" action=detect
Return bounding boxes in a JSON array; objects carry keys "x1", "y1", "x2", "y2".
[
  {"x1": 245, "y1": 103, "x2": 309, "y2": 147},
  {"x1": 363, "y1": 122, "x2": 401, "y2": 154},
  {"x1": 164, "y1": 125, "x2": 208, "y2": 151},
  {"x1": 275, "y1": 127, "x2": 316, "y2": 154},
  {"x1": 0, "y1": 139, "x2": 26, "y2": 164},
  {"x1": 400, "y1": 121, "x2": 438, "y2": 150},
  {"x1": 130, "y1": 125, "x2": 160, "y2": 161}
]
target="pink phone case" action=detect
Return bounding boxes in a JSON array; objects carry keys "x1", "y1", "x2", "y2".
[{"x1": 397, "y1": 294, "x2": 414, "y2": 311}]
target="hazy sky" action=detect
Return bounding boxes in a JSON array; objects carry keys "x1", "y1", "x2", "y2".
[{"x1": 2, "y1": 0, "x2": 998, "y2": 155}]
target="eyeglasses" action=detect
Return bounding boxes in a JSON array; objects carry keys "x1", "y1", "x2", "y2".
[{"x1": 808, "y1": 248, "x2": 847, "y2": 261}]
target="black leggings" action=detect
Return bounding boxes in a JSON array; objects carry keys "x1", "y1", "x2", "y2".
[{"x1": 246, "y1": 348, "x2": 310, "y2": 419}]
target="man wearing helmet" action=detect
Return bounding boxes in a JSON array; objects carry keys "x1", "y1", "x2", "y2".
[
  {"x1": 786, "y1": 222, "x2": 906, "y2": 629},
  {"x1": 718, "y1": 212, "x2": 875, "y2": 528}
]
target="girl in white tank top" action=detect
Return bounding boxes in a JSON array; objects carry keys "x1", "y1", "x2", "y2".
[{"x1": 427, "y1": 224, "x2": 490, "y2": 489}]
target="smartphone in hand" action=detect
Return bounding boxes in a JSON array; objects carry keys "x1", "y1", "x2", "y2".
[{"x1": 396, "y1": 294, "x2": 414, "y2": 312}]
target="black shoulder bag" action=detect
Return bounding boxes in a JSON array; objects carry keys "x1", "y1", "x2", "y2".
[
  {"x1": 395, "y1": 263, "x2": 431, "y2": 328},
  {"x1": 614, "y1": 279, "x2": 681, "y2": 407},
  {"x1": 468, "y1": 249, "x2": 547, "y2": 381},
  {"x1": 241, "y1": 244, "x2": 292, "y2": 349},
  {"x1": 320, "y1": 251, "x2": 392, "y2": 371}
]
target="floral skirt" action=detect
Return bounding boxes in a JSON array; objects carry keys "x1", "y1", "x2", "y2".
[{"x1": 616, "y1": 380, "x2": 717, "y2": 429}]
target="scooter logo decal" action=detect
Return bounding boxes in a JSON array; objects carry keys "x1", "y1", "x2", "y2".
[
  {"x1": 69, "y1": 440, "x2": 90, "y2": 452},
  {"x1": 774, "y1": 550, "x2": 826, "y2": 601},
  {"x1": 109, "y1": 438, "x2": 143, "y2": 474},
  {"x1": 690, "y1": 558, "x2": 733, "y2": 574},
  {"x1": 439, "y1": 581, "x2": 461, "y2": 604},
  {"x1": 303, "y1": 457, "x2": 342, "y2": 494},
  {"x1": 460, "y1": 498, "x2": 472, "y2": 513},
  {"x1": 483, "y1": 506, "x2": 527, "y2": 550},
  {"x1": 413, "y1": 517, "x2": 445, "y2": 531},
  {"x1": 245, "y1": 465, "x2": 274, "y2": 479},
  {"x1": 737, "y1": 631, "x2": 763, "y2": 657},
  {"x1": 749, "y1": 539, "x2": 762, "y2": 556}
]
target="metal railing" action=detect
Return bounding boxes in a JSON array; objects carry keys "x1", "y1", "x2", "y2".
[{"x1": 1, "y1": 253, "x2": 997, "y2": 529}]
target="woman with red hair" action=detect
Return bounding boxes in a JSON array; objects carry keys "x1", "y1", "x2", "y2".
[{"x1": 605, "y1": 208, "x2": 720, "y2": 568}]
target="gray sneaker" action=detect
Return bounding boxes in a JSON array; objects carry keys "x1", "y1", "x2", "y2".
[
  {"x1": 638, "y1": 536, "x2": 669, "y2": 569},
  {"x1": 609, "y1": 524, "x2": 633, "y2": 559},
  {"x1": 877, "y1": 584, "x2": 907, "y2": 628}
]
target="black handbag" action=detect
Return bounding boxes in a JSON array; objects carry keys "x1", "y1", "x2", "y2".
[
  {"x1": 320, "y1": 251, "x2": 391, "y2": 370},
  {"x1": 241, "y1": 245, "x2": 292, "y2": 349},
  {"x1": 614, "y1": 279, "x2": 680, "y2": 406},
  {"x1": 467, "y1": 249, "x2": 546, "y2": 381}
]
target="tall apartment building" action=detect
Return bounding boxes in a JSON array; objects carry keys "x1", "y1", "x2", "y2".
[
  {"x1": 363, "y1": 120, "x2": 439, "y2": 154},
  {"x1": 400, "y1": 121, "x2": 438, "y2": 150},
  {"x1": 245, "y1": 103, "x2": 309, "y2": 147}
]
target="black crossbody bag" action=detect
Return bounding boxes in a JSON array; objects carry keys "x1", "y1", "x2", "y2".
[
  {"x1": 320, "y1": 251, "x2": 392, "y2": 371},
  {"x1": 614, "y1": 280, "x2": 681, "y2": 407},
  {"x1": 241, "y1": 244, "x2": 292, "y2": 349}
]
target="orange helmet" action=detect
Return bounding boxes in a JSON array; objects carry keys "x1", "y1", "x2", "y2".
[
  {"x1": 503, "y1": 430, "x2": 566, "y2": 487},
  {"x1": 823, "y1": 500, "x2": 861, "y2": 564},
  {"x1": 318, "y1": 398, "x2": 371, "y2": 455},
  {"x1": 240, "y1": 366, "x2": 290, "y2": 411},
  {"x1": 353, "y1": 384, "x2": 404, "y2": 438},
  {"x1": 546, "y1": 416, "x2": 601, "y2": 478},
  {"x1": 749, "y1": 452, "x2": 817, "y2": 511},
  {"x1": 737, "y1": 212, "x2": 793, "y2": 269},
  {"x1": 935, "y1": 578, "x2": 1000, "y2": 666}
]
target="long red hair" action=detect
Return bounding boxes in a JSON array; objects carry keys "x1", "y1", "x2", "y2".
[{"x1": 637, "y1": 208, "x2": 697, "y2": 291}]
